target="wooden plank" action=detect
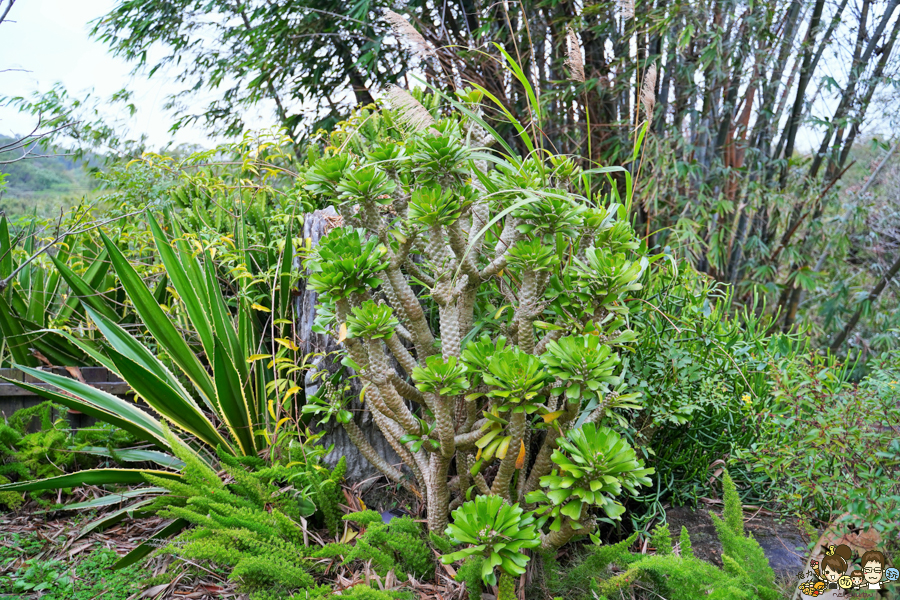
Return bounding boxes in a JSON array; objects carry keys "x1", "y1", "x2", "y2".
[{"x1": 0, "y1": 368, "x2": 23, "y2": 381}]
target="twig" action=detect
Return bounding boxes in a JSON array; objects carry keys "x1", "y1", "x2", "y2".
[{"x1": 0, "y1": 207, "x2": 146, "y2": 292}]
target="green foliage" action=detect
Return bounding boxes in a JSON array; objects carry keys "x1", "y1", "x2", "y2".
[
  {"x1": 709, "y1": 470, "x2": 778, "y2": 600},
  {"x1": 412, "y1": 355, "x2": 469, "y2": 397},
  {"x1": 300, "y1": 89, "x2": 652, "y2": 538},
  {"x1": 482, "y1": 349, "x2": 552, "y2": 414},
  {"x1": 721, "y1": 470, "x2": 743, "y2": 536},
  {"x1": 650, "y1": 523, "x2": 673, "y2": 556},
  {"x1": 443, "y1": 495, "x2": 540, "y2": 586},
  {"x1": 741, "y1": 348, "x2": 900, "y2": 552},
  {"x1": 0, "y1": 403, "x2": 137, "y2": 508},
  {"x1": 0, "y1": 532, "x2": 143, "y2": 599},
  {"x1": 455, "y1": 555, "x2": 485, "y2": 598},
  {"x1": 319, "y1": 511, "x2": 434, "y2": 580},
  {"x1": 347, "y1": 300, "x2": 400, "y2": 341},
  {"x1": 527, "y1": 424, "x2": 653, "y2": 532},
  {"x1": 151, "y1": 432, "x2": 348, "y2": 596},
  {"x1": 621, "y1": 265, "x2": 803, "y2": 523},
  {"x1": 546, "y1": 497, "x2": 778, "y2": 600},
  {"x1": 542, "y1": 335, "x2": 622, "y2": 406},
  {"x1": 306, "y1": 227, "x2": 388, "y2": 300},
  {"x1": 407, "y1": 184, "x2": 465, "y2": 227},
  {"x1": 679, "y1": 526, "x2": 694, "y2": 559}
]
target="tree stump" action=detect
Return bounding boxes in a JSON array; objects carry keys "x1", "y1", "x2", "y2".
[{"x1": 296, "y1": 207, "x2": 403, "y2": 483}]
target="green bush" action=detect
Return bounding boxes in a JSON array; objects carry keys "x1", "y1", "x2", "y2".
[
  {"x1": 742, "y1": 346, "x2": 900, "y2": 552},
  {"x1": 543, "y1": 470, "x2": 779, "y2": 600},
  {"x1": 621, "y1": 264, "x2": 805, "y2": 522},
  {"x1": 315, "y1": 511, "x2": 435, "y2": 580}
]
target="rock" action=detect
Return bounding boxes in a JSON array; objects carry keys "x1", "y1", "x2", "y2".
[
  {"x1": 665, "y1": 505, "x2": 810, "y2": 577},
  {"x1": 295, "y1": 207, "x2": 403, "y2": 484}
]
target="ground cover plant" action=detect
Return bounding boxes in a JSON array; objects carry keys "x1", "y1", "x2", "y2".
[{"x1": 538, "y1": 470, "x2": 780, "y2": 600}]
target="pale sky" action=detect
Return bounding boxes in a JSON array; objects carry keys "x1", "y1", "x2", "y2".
[
  {"x1": 0, "y1": 1, "x2": 885, "y2": 157},
  {"x1": 0, "y1": 0, "x2": 218, "y2": 149}
]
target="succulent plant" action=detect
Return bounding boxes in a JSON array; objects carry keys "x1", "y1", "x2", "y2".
[
  {"x1": 412, "y1": 355, "x2": 469, "y2": 397},
  {"x1": 305, "y1": 228, "x2": 388, "y2": 300},
  {"x1": 473, "y1": 406, "x2": 511, "y2": 462},
  {"x1": 304, "y1": 154, "x2": 354, "y2": 195},
  {"x1": 571, "y1": 247, "x2": 646, "y2": 314},
  {"x1": 293, "y1": 89, "x2": 650, "y2": 536},
  {"x1": 526, "y1": 423, "x2": 653, "y2": 534},
  {"x1": 442, "y1": 495, "x2": 540, "y2": 586},
  {"x1": 407, "y1": 184, "x2": 465, "y2": 227},
  {"x1": 461, "y1": 334, "x2": 507, "y2": 388},
  {"x1": 364, "y1": 141, "x2": 407, "y2": 174},
  {"x1": 337, "y1": 165, "x2": 396, "y2": 205},
  {"x1": 410, "y1": 133, "x2": 471, "y2": 184},
  {"x1": 345, "y1": 300, "x2": 399, "y2": 341},
  {"x1": 514, "y1": 196, "x2": 585, "y2": 241},
  {"x1": 483, "y1": 348, "x2": 552, "y2": 414},
  {"x1": 541, "y1": 334, "x2": 620, "y2": 404},
  {"x1": 505, "y1": 238, "x2": 560, "y2": 273}
]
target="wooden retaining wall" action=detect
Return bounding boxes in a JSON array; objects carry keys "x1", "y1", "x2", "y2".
[{"x1": 0, "y1": 367, "x2": 131, "y2": 430}]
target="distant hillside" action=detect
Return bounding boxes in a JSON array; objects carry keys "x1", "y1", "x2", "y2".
[{"x1": 0, "y1": 135, "x2": 98, "y2": 218}]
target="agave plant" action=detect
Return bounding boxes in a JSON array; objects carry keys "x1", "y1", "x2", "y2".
[
  {"x1": 0, "y1": 212, "x2": 300, "y2": 565},
  {"x1": 526, "y1": 423, "x2": 654, "y2": 549},
  {"x1": 0, "y1": 213, "x2": 135, "y2": 368},
  {"x1": 442, "y1": 495, "x2": 540, "y2": 590}
]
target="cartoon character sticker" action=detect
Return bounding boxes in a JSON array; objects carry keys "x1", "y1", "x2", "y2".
[
  {"x1": 797, "y1": 545, "x2": 895, "y2": 597},
  {"x1": 861, "y1": 550, "x2": 887, "y2": 589},
  {"x1": 820, "y1": 544, "x2": 853, "y2": 589}
]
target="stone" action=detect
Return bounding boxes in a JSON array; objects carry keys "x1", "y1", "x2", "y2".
[{"x1": 665, "y1": 505, "x2": 810, "y2": 577}]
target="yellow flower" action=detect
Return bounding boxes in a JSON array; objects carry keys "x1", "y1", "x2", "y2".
[{"x1": 741, "y1": 394, "x2": 752, "y2": 406}]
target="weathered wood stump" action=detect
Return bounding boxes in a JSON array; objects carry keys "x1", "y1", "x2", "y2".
[{"x1": 296, "y1": 207, "x2": 404, "y2": 483}]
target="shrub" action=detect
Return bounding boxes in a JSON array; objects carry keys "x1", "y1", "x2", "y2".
[
  {"x1": 543, "y1": 470, "x2": 779, "y2": 600},
  {"x1": 301, "y1": 83, "x2": 657, "y2": 546},
  {"x1": 742, "y1": 347, "x2": 900, "y2": 552}
]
